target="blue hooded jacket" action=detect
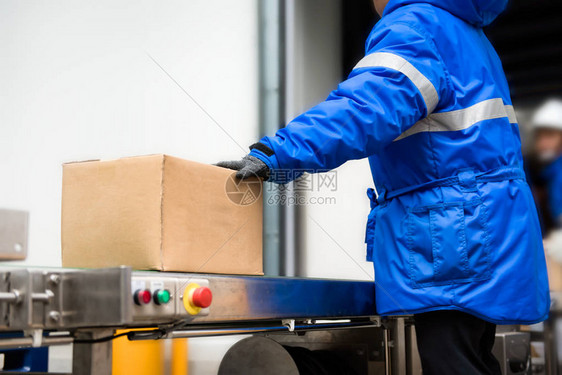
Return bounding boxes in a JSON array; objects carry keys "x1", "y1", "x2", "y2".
[{"x1": 249, "y1": 0, "x2": 550, "y2": 324}]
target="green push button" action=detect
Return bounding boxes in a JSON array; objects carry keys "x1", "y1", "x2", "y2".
[{"x1": 154, "y1": 289, "x2": 170, "y2": 305}]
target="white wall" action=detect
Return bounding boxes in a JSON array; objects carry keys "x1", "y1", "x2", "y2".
[
  {"x1": 0, "y1": 0, "x2": 259, "y2": 267},
  {"x1": 286, "y1": 0, "x2": 375, "y2": 281},
  {"x1": 0, "y1": 1, "x2": 374, "y2": 373},
  {"x1": 0, "y1": 1, "x2": 257, "y2": 373}
]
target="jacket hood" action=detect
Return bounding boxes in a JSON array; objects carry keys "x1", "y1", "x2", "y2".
[{"x1": 383, "y1": 0, "x2": 508, "y2": 27}]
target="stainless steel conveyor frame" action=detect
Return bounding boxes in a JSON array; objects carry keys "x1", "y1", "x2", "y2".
[{"x1": 0, "y1": 266, "x2": 413, "y2": 375}]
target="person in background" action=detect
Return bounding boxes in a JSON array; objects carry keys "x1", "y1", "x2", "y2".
[
  {"x1": 219, "y1": 0, "x2": 550, "y2": 373},
  {"x1": 527, "y1": 99, "x2": 562, "y2": 260}
]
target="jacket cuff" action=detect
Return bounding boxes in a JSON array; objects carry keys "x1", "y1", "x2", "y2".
[
  {"x1": 249, "y1": 142, "x2": 274, "y2": 157},
  {"x1": 248, "y1": 140, "x2": 280, "y2": 171}
]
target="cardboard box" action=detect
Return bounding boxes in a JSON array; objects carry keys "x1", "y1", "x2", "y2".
[{"x1": 62, "y1": 155, "x2": 263, "y2": 275}]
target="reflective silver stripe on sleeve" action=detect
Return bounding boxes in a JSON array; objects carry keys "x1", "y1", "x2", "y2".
[
  {"x1": 394, "y1": 98, "x2": 517, "y2": 141},
  {"x1": 353, "y1": 52, "x2": 439, "y2": 113},
  {"x1": 505, "y1": 105, "x2": 518, "y2": 124}
]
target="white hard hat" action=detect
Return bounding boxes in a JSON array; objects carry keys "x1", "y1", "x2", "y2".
[{"x1": 532, "y1": 99, "x2": 562, "y2": 131}]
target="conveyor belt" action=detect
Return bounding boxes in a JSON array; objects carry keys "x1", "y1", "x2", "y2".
[{"x1": 0, "y1": 266, "x2": 378, "y2": 333}]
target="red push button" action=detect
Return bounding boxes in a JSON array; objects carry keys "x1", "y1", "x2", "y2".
[
  {"x1": 191, "y1": 286, "x2": 212, "y2": 308},
  {"x1": 134, "y1": 289, "x2": 152, "y2": 305}
]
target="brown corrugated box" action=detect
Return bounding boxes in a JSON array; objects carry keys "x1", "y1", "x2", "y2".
[{"x1": 61, "y1": 154, "x2": 263, "y2": 275}]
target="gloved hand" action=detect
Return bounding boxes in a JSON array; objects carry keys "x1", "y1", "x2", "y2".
[{"x1": 216, "y1": 155, "x2": 270, "y2": 180}]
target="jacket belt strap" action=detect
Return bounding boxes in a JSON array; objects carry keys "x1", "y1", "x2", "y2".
[{"x1": 367, "y1": 166, "x2": 526, "y2": 206}]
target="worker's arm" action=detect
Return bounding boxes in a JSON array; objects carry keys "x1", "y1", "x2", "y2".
[{"x1": 219, "y1": 22, "x2": 449, "y2": 183}]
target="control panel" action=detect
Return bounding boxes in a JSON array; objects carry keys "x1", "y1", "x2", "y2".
[{"x1": 131, "y1": 275, "x2": 212, "y2": 323}]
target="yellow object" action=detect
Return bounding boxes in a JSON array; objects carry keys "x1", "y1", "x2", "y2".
[
  {"x1": 112, "y1": 329, "x2": 164, "y2": 375},
  {"x1": 171, "y1": 339, "x2": 189, "y2": 375},
  {"x1": 183, "y1": 283, "x2": 202, "y2": 315}
]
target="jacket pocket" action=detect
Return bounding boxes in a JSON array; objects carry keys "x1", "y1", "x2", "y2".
[
  {"x1": 365, "y1": 206, "x2": 379, "y2": 262},
  {"x1": 407, "y1": 199, "x2": 491, "y2": 288}
]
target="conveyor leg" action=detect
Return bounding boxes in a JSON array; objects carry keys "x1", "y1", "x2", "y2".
[
  {"x1": 72, "y1": 329, "x2": 114, "y2": 375},
  {"x1": 384, "y1": 317, "x2": 407, "y2": 375},
  {"x1": 545, "y1": 315, "x2": 562, "y2": 375},
  {"x1": 405, "y1": 323, "x2": 422, "y2": 374}
]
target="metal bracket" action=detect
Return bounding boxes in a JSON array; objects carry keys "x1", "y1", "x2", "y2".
[
  {"x1": 43, "y1": 267, "x2": 132, "y2": 329},
  {"x1": 32, "y1": 290, "x2": 54, "y2": 303},
  {"x1": 369, "y1": 315, "x2": 382, "y2": 327},
  {"x1": 282, "y1": 319, "x2": 295, "y2": 332},
  {"x1": 24, "y1": 329, "x2": 43, "y2": 348},
  {"x1": 0, "y1": 290, "x2": 21, "y2": 304}
]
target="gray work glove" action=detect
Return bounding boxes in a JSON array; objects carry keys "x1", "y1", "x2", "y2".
[{"x1": 216, "y1": 155, "x2": 270, "y2": 180}]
